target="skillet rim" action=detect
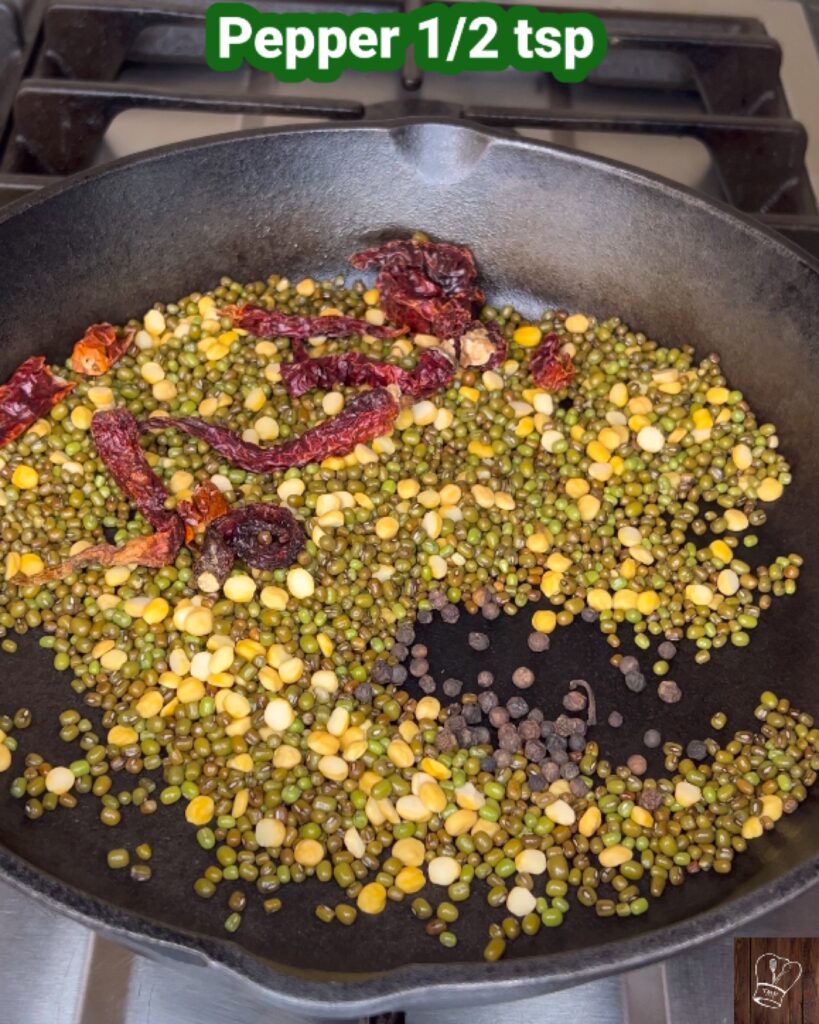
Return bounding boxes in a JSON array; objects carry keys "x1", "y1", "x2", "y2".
[{"x1": 0, "y1": 115, "x2": 817, "y2": 1014}]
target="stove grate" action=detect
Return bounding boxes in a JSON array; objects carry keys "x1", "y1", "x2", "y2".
[{"x1": 0, "y1": 0, "x2": 817, "y2": 253}]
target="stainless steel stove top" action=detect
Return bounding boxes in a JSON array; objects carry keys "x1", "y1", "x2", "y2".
[
  {"x1": 97, "y1": 0, "x2": 819, "y2": 211},
  {"x1": 1, "y1": 1, "x2": 818, "y2": 1021},
  {"x1": 3, "y1": 873, "x2": 816, "y2": 1024}
]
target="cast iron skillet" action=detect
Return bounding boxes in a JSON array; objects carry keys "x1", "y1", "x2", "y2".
[{"x1": 0, "y1": 120, "x2": 817, "y2": 1016}]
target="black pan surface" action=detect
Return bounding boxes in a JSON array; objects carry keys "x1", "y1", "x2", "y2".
[{"x1": 0, "y1": 120, "x2": 817, "y2": 1015}]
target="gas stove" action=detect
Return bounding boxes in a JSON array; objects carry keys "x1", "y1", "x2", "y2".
[
  {"x1": 2, "y1": 873, "x2": 817, "y2": 1024},
  {"x1": 0, "y1": 1, "x2": 817, "y2": 1022},
  {"x1": 3, "y1": 0, "x2": 819, "y2": 256}
]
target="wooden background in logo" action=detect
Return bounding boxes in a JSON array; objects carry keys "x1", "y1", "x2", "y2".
[{"x1": 734, "y1": 937, "x2": 818, "y2": 1023}]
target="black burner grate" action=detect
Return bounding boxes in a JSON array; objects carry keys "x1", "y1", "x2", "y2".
[{"x1": 0, "y1": 0, "x2": 818, "y2": 258}]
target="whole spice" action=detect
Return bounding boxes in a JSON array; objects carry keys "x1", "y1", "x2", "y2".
[
  {"x1": 568, "y1": 679, "x2": 597, "y2": 725},
  {"x1": 176, "y1": 481, "x2": 230, "y2": 542},
  {"x1": 143, "y1": 386, "x2": 399, "y2": 471},
  {"x1": 194, "y1": 504, "x2": 305, "y2": 590},
  {"x1": 512, "y1": 666, "x2": 535, "y2": 689},
  {"x1": 0, "y1": 356, "x2": 74, "y2": 448},
  {"x1": 70, "y1": 323, "x2": 135, "y2": 376},
  {"x1": 282, "y1": 348, "x2": 454, "y2": 399},
  {"x1": 92, "y1": 409, "x2": 179, "y2": 532},
  {"x1": 530, "y1": 332, "x2": 576, "y2": 391},
  {"x1": 625, "y1": 672, "x2": 647, "y2": 694},
  {"x1": 434, "y1": 313, "x2": 507, "y2": 369},
  {"x1": 19, "y1": 408, "x2": 184, "y2": 581},
  {"x1": 229, "y1": 305, "x2": 406, "y2": 342},
  {"x1": 658, "y1": 680, "x2": 682, "y2": 704},
  {"x1": 350, "y1": 237, "x2": 483, "y2": 336},
  {"x1": 20, "y1": 525, "x2": 184, "y2": 583}
]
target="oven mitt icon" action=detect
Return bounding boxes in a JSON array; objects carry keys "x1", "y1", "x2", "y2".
[{"x1": 753, "y1": 953, "x2": 803, "y2": 1008}]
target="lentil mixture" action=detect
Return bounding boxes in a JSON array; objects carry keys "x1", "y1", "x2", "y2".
[{"x1": 0, "y1": 236, "x2": 813, "y2": 962}]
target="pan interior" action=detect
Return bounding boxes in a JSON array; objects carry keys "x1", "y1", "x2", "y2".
[{"x1": 0, "y1": 121, "x2": 817, "y2": 988}]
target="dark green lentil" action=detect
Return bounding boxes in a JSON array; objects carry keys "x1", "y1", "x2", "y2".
[{"x1": 106, "y1": 848, "x2": 130, "y2": 870}]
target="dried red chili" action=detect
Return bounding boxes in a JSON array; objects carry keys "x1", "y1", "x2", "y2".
[
  {"x1": 142, "y1": 386, "x2": 399, "y2": 472},
  {"x1": 227, "y1": 305, "x2": 405, "y2": 342},
  {"x1": 177, "y1": 480, "x2": 230, "y2": 543},
  {"x1": 21, "y1": 409, "x2": 185, "y2": 582},
  {"x1": 350, "y1": 238, "x2": 484, "y2": 336},
  {"x1": 91, "y1": 409, "x2": 180, "y2": 532},
  {"x1": 282, "y1": 348, "x2": 454, "y2": 399},
  {"x1": 19, "y1": 526, "x2": 184, "y2": 584},
  {"x1": 530, "y1": 332, "x2": 576, "y2": 392},
  {"x1": 0, "y1": 356, "x2": 74, "y2": 448},
  {"x1": 70, "y1": 323, "x2": 135, "y2": 376},
  {"x1": 194, "y1": 504, "x2": 305, "y2": 590},
  {"x1": 408, "y1": 348, "x2": 457, "y2": 395}
]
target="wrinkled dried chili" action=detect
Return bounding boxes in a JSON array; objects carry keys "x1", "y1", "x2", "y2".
[
  {"x1": 19, "y1": 408, "x2": 185, "y2": 582},
  {"x1": 70, "y1": 323, "x2": 135, "y2": 376},
  {"x1": 194, "y1": 504, "x2": 305, "y2": 590},
  {"x1": 281, "y1": 348, "x2": 454, "y2": 399},
  {"x1": 91, "y1": 409, "x2": 180, "y2": 532},
  {"x1": 143, "y1": 386, "x2": 399, "y2": 472},
  {"x1": 228, "y1": 305, "x2": 405, "y2": 342},
  {"x1": 177, "y1": 480, "x2": 230, "y2": 543},
  {"x1": 406, "y1": 348, "x2": 457, "y2": 394},
  {"x1": 19, "y1": 526, "x2": 184, "y2": 584},
  {"x1": 530, "y1": 332, "x2": 576, "y2": 392},
  {"x1": 0, "y1": 356, "x2": 74, "y2": 448},
  {"x1": 350, "y1": 238, "x2": 483, "y2": 336}
]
